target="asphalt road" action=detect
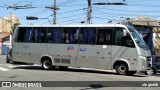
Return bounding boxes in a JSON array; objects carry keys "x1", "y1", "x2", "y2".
[{"x1": 0, "y1": 55, "x2": 160, "y2": 90}]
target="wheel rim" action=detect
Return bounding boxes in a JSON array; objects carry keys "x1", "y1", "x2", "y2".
[
  {"x1": 43, "y1": 60, "x2": 51, "y2": 69},
  {"x1": 146, "y1": 69, "x2": 153, "y2": 75},
  {"x1": 118, "y1": 65, "x2": 126, "y2": 74}
]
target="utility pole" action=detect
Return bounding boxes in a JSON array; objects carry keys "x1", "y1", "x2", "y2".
[
  {"x1": 53, "y1": 0, "x2": 56, "y2": 24},
  {"x1": 87, "y1": 0, "x2": 91, "y2": 24},
  {"x1": 45, "y1": 0, "x2": 59, "y2": 24}
]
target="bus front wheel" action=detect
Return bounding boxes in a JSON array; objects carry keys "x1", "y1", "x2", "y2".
[
  {"x1": 42, "y1": 59, "x2": 52, "y2": 70},
  {"x1": 115, "y1": 63, "x2": 128, "y2": 75}
]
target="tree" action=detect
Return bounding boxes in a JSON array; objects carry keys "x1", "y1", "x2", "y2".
[{"x1": 11, "y1": 23, "x2": 20, "y2": 35}]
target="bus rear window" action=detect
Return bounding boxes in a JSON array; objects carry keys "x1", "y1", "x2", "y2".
[{"x1": 16, "y1": 27, "x2": 47, "y2": 43}]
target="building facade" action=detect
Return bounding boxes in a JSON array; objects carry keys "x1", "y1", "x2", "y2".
[{"x1": 0, "y1": 14, "x2": 19, "y2": 32}]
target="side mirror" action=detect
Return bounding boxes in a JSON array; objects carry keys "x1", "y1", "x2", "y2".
[{"x1": 123, "y1": 29, "x2": 127, "y2": 36}]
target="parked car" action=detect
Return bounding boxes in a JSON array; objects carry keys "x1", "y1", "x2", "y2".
[
  {"x1": 6, "y1": 48, "x2": 12, "y2": 63},
  {"x1": 145, "y1": 55, "x2": 160, "y2": 75}
]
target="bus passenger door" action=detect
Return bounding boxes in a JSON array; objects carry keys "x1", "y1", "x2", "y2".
[
  {"x1": 76, "y1": 28, "x2": 96, "y2": 68},
  {"x1": 76, "y1": 45, "x2": 96, "y2": 68},
  {"x1": 96, "y1": 28, "x2": 113, "y2": 69}
]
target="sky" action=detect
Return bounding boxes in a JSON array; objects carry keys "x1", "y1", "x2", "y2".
[{"x1": 0, "y1": 0, "x2": 160, "y2": 25}]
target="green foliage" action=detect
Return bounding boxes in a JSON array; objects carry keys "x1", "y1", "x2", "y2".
[{"x1": 11, "y1": 23, "x2": 20, "y2": 34}]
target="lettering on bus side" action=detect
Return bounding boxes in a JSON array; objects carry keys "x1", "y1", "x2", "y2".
[
  {"x1": 67, "y1": 46, "x2": 86, "y2": 52},
  {"x1": 80, "y1": 48, "x2": 86, "y2": 52},
  {"x1": 67, "y1": 46, "x2": 78, "y2": 53},
  {"x1": 67, "y1": 46, "x2": 73, "y2": 50}
]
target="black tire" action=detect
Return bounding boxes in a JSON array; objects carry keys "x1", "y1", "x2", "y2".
[
  {"x1": 145, "y1": 68, "x2": 157, "y2": 75},
  {"x1": 42, "y1": 59, "x2": 52, "y2": 70},
  {"x1": 115, "y1": 63, "x2": 128, "y2": 75},
  {"x1": 153, "y1": 69, "x2": 157, "y2": 75},
  {"x1": 126, "y1": 71, "x2": 137, "y2": 76},
  {"x1": 6, "y1": 54, "x2": 10, "y2": 63},
  {"x1": 59, "y1": 66, "x2": 68, "y2": 70}
]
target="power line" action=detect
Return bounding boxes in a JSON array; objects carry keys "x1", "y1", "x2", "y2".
[
  {"x1": 19, "y1": 9, "x2": 49, "y2": 20},
  {"x1": 94, "y1": 7, "x2": 160, "y2": 13},
  {"x1": 57, "y1": 13, "x2": 85, "y2": 20},
  {"x1": 32, "y1": 15, "x2": 52, "y2": 24},
  {"x1": 57, "y1": 0, "x2": 77, "y2": 6},
  {"x1": 57, "y1": 16, "x2": 86, "y2": 24},
  {"x1": 57, "y1": 8, "x2": 86, "y2": 14}
]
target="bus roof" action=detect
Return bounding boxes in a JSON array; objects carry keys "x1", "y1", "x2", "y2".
[{"x1": 17, "y1": 24, "x2": 128, "y2": 28}]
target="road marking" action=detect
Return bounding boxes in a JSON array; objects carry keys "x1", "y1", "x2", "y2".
[{"x1": 0, "y1": 67, "x2": 9, "y2": 71}]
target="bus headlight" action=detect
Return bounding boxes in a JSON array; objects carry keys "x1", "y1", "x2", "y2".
[{"x1": 139, "y1": 56, "x2": 146, "y2": 61}]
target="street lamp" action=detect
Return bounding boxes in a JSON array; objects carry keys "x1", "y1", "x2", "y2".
[{"x1": 26, "y1": 16, "x2": 51, "y2": 24}]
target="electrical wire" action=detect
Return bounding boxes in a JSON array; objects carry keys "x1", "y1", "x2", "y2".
[
  {"x1": 94, "y1": 7, "x2": 160, "y2": 13},
  {"x1": 57, "y1": 0, "x2": 77, "y2": 7},
  {"x1": 57, "y1": 13, "x2": 86, "y2": 20},
  {"x1": 57, "y1": 8, "x2": 86, "y2": 14},
  {"x1": 58, "y1": 16, "x2": 86, "y2": 23}
]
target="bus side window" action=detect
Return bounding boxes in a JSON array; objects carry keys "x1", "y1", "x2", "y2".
[
  {"x1": 47, "y1": 28, "x2": 54, "y2": 43},
  {"x1": 33, "y1": 28, "x2": 41, "y2": 43},
  {"x1": 79, "y1": 28, "x2": 88, "y2": 44},
  {"x1": 114, "y1": 28, "x2": 123, "y2": 45},
  {"x1": 114, "y1": 27, "x2": 135, "y2": 47},
  {"x1": 97, "y1": 29, "x2": 112, "y2": 45},
  {"x1": 79, "y1": 28, "x2": 95, "y2": 44},
  {"x1": 24, "y1": 28, "x2": 32, "y2": 42},
  {"x1": 62, "y1": 29, "x2": 69, "y2": 43},
  {"x1": 17, "y1": 27, "x2": 26, "y2": 42},
  {"x1": 69, "y1": 28, "x2": 78, "y2": 44},
  {"x1": 88, "y1": 28, "x2": 95, "y2": 44},
  {"x1": 40, "y1": 29, "x2": 46, "y2": 43},
  {"x1": 53, "y1": 28, "x2": 62, "y2": 43},
  {"x1": 32, "y1": 28, "x2": 46, "y2": 43},
  {"x1": 47, "y1": 28, "x2": 62, "y2": 43}
]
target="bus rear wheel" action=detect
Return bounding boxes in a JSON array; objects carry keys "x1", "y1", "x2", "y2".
[
  {"x1": 115, "y1": 63, "x2": 128, "y2": 75},
  {"x1": 42, "y1": 59, "x2": 52, "y2": 70}
]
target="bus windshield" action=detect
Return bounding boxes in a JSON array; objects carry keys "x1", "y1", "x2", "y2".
[{"x1": 128, "y1": 27, "x2": 149, "y2": 50}]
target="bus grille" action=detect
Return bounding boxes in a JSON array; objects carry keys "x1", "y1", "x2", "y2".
[
  {"x1": 54, "y1": 58, "x2": 60, "y2": 63},
  {"x1": 61, "y1": 59, "x2": 70, "y2": 64}
]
